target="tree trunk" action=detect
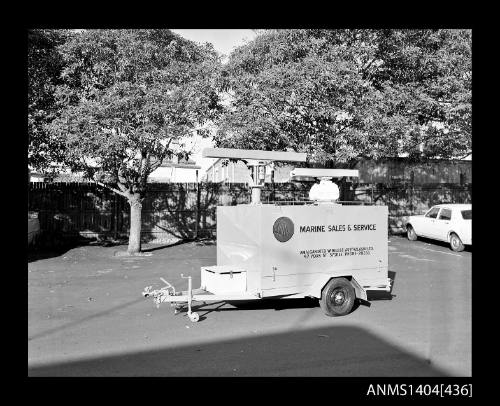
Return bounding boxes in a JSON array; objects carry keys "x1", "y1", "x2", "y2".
[{"x1": 127, "y1": 194, "x2": 143, "y2": 255}]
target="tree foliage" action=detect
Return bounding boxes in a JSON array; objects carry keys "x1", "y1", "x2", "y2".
[
  {"x1": 28, "y1": 29, "x2": 68, "y2": 171},
  {"x1": 216, "y1": 29, "x2": 471, "y2": 166},
  {"x1": 48, "y1": 29, "x2": 223, "y2": 253},
  {"x1": 50, "y1": 29, "x2": 222, "y2": 195}
]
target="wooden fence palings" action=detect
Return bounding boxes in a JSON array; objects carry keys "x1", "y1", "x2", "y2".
[{"x1": 28, "y1": 182, "x2": 471, "y2": 240}]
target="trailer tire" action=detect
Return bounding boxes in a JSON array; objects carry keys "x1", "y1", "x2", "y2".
[
  {"x1": 407, "y1": 225, "x2": 418, "y2": 241},
  {"x1": 320, "y1": 278, "x2": 356, "y2": 317}
]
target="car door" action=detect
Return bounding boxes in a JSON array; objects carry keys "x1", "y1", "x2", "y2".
[
  {"x1": 419, "y1": 206, "x2": 441, "y2": 238},
  {"x1": 458, "y1": 208, "x2": 472, "y2": 244},
  {"x1": 434, "y1": 207, "x2": 452, "y2": 242}
]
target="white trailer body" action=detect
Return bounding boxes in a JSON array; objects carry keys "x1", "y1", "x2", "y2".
[
  {"x1": 213, "y1": 204, "x2": 389, "y2": 298},
  {"x1": 143, "y1": 203, "x2": 391, "y2": 320}
]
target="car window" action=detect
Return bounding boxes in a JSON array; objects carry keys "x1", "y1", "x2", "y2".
[
  {"x1": 425, "y1": 207, "x2": 440, "y2": 219},
  {"x1": 461, "y1": 210, "x2": 472, "y2": 220},
  {"x1": 439, "y1": 208, "x2": 452, "y2": 221}
]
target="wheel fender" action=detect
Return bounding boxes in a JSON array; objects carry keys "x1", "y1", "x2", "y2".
[
  {"x1": 305, "y1": 275, "x2": 367, "y2": 301},
  {"x1": 447, "y1": 230, "x2": 459, "y2": 242}
]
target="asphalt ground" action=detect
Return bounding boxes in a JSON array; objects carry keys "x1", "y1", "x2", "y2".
[{"x1": 28, "y1": 236, "x2": 471, "y2": 376}]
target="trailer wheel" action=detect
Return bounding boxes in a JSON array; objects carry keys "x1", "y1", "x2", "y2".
[
  {"x1": 320, "y1": 278, "x2": 356, "y2": 317},
  {"x1": 188, "y1": 312, "x2": 200, "y2": 322}
]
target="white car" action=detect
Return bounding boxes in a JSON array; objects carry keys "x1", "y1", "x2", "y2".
[{"x1": 406, "y1": 204, "x2": 471, "y2": 252}]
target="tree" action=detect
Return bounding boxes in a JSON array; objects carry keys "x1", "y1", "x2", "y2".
[
  {"x1": 28, "y1": 29, "x2": 68, "y2": 174},
  {"x1": 216, "y1": 29, "x2": 471, "y2": 167},
  {"x1": 49, "y1": 29, "x2": 223, "y2": 254}
]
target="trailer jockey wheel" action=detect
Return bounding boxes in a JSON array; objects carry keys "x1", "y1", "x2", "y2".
[
  {"x1": 320, "y1": 278, "x2": 356, "y2": 317},
  {"x1": 188, "y1": 312, "x2": 200, "y2": 322}
]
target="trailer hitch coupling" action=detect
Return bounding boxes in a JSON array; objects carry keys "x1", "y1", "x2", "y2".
[
  {"x1": 142, "y1": 275, "x2": 200, "y2": 322},
  {"x1": 142, "y1": 277, "x2": 177, "y2": 308}
]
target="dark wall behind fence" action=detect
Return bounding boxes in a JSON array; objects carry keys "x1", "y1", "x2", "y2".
[{"x1": 28, "y1": 182, "x2": 472, "y2": 243}]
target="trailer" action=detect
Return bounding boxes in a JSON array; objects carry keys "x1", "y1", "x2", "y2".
[{"x1": 142, "y1": 148, "x2": 392, "y2": 322}]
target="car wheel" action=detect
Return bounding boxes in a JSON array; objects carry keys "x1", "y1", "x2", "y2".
[
  {"x1": 319, "y1": 278, "x2": 356, "y2": 317},
  {"x1": 407, "y1": 225, "x2": 418, "y2": 241},
  {"x1": 449, "y1": 233, "x2": 464, "y2": 252}
]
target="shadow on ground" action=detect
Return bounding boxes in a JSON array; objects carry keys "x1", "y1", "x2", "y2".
[
  {"x1": 183, "y1": 298, "x2": 320, "y2": 321},
  {"x1": 28, "y1": 235, "x2": 216, "y2": 262},
  {"x1": 28, "y1": 232, "x2": 130, "y2": 263},
  {"x1": 28, "y1": 325, "x2": 446, "y2": 377},
  {"x1": 191, "y1": 285, "x2": 395, "y2": 320},
  {"x1": 416, "y1": 237, "x2": 472, "y2": 253},
  {"x1": 28, "y1": 293, "x2": 395, "y2": 344},
  {"x1": 141, "y1": 237, "x2": 215, "y2": 253}
]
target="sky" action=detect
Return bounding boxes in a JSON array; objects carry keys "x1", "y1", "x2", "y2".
[
  {"x1": 171, "y1": 29, "x2": 258, "y2": 174},
  {"x1": 171, "y1": 29, "x2": 256, "y2": 62}
]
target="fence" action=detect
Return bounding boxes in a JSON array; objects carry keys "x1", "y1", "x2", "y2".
[
  {"x1": 351, "y1": 183, "x2": 472, "y2": 232},
  {"x1": 28, "y1": 181, "x2": 472, "y2": 244}
]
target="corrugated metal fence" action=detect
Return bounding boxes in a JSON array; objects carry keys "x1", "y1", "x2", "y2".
[{"x1": 28, "y1": 181, "x2": 471, "y2": 243}]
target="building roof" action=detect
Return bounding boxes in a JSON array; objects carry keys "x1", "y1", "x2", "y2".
[
  {"x1": 202, "y1": 147, "x2": 307, "y2": 162},
  {"x1": 160, "y1": 159, "x2": 200, "y2": 170}
]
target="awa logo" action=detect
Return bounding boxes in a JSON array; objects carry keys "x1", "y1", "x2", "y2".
[{"x1": 273, "y1": 217, "x2": 294, "y2": 242}]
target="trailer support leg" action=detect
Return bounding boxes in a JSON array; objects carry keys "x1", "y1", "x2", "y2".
[{"x1": 181, "y1": 274, "x2": 200, "y2": 322}]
